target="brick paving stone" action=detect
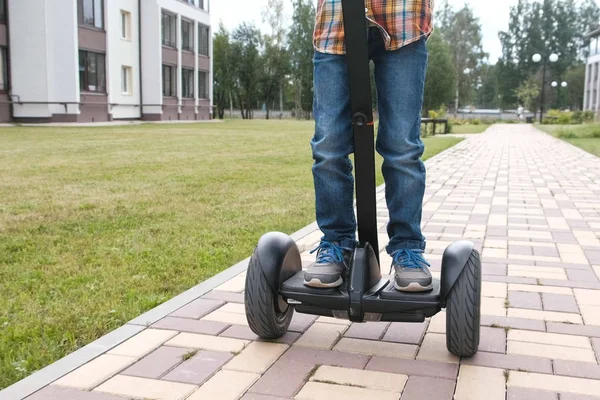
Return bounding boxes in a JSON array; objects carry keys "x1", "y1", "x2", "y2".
[
  {"x1": 507, "y1": 308, "x2": 583, "y2": 324},
  {"x1": 484, "y1": 276, "x2": 538, "y2": 285},
  {"x1": 288, "y1": 312, "x2": 318, "y2": 333},
  {"x1": 507, "y1": 388, "x2": 558, "y2": 400},
  {"x1": 560, "y1": 395, "x2": 600, "y2": 400},
  {"x1": 478, "y1": 327, "x2": 506, "y2": 353},
  {"x1": 382, "y1": 321, "x2": 428, "y2": 344},
  {"x1": 219, "y1": 325, "x2": 300, "y2": 345},
  {"x1": 365, "y1": 356, "x2": 458, "y2": 379},
  {"x1": 294, "y1": 322, "x2": 346, "y2": 350},
  {"x1": 482, "y1": 263, "x2": 507, "y2": 276},
  {"x1": 541, "y1": 293, "x2": 579, "y2": 313},
  {"x1": 295, "y1": 382, "x2": 399, "y2": 400},
  {"x1": 400, "y1": 376, "x2": 456, "y2": 400},
  {"x1": 567, "y1": 269, "x2": 598, "y2": 282},
  {"x1": 26, "y1": 386, "x2": 129, "y2": 400},
  {"x1": 507, "y1": 341, "x2": 596, "y2": 362},
  {"x1": 224, "y1": 341, "x2": 288, "y2": 374},
  {"x1": 508, "y1": 284, "x2": 572, "y2": 295},
  {"x1": 187, "y1": 370, "x2": 260, "y2": 400},
  {"x1": 152, "y1": 317, "x2": 229, "y2": 335},
  {"x1": 240, "y1": 395, "x2": 290, "y2": 400},
  {"x1": 580, "y1": 305, "x2": 600, "y2": 326},
  {"x1": 461, "y1": 351, "x2": 553, "y2": 373},
  {"x1": 345, "y1": 321, "x2": 390, "y2": 340},
  {"x1": 202, "y1": 290, "x2": 245, "y2": 303},
  {"x1": 537, "y1": 279, "x2": 600, "y2": 289},
  {"x1": 248, "y1": 346, "x2": 369, "y2": 398},
  {"x1": 508, "y1": 291, "x2": 542, "y2": 310},
  {"x1": 573, "y1": 288, "x2": 600, "y2": 306},
  {"x1": 107, "y1": 329, "x2": 178, "y2": 358},
  {"x1": 546, "y1": 322, "x2": 600, "y2": 338},
  {"x1": 165, "y1": 332, "x2": 249, "y2": 353},
  {"x1": 416, "y1": 333, "x2": 459, "y2": 364},
  {"x1": 508, "y1": 371, "x2": 600, "y2": 396},
  {"x1": 481, "y1": 315, "x2": 546, "y2": 331},
  {"x1": 593, "y1": 337, "x2": 600, "y2": 360},
  {"x1": 122, "y1": 346, "x2": 189, "y2": 379},
  {"x1": 52, "y1": 354, "x2": 136, "y2": 390},
  {"x1": 161, "y1": 349, "x2": 233, "y2": 384},
  {"x1": 309, "y1": 365, "x2": 407, "y2": 393},
  {"x1": 333, "y1": 337, "x2": 417, "y2": 358},
  {"x1": 169, "y1": 298, "x2": 225, "y2": 319},
  {"x1": 93, "y1": 375, "x2": 197, "y2": 400},
  {"x1": 553, "y1": 360, "x2": 600, "y2": 380},
  {"x1": 454, "y1": 365, "x2": 505, "y2": 400}
]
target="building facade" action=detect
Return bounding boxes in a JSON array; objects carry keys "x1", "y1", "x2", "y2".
[
  {"x1": 584, "y1": 27, "x2": 600, "y2": 116},
  {"x1": 0, "y1": 0, "x2": 212, "y2": 123}
]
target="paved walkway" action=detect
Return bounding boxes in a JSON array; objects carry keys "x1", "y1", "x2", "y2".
[{"x1": 4, "y1": 124, "x2": 600, "y2": 400}]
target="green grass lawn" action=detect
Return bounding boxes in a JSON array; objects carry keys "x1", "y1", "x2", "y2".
[
  {"x1": 0, "y1": 120, "x2": 462, "y2": 389},
  {"x1": 539, "y1": 124, "x2": 600, "y2": 157},
  {"x1": 450, "y1": 124, "x2": 491, "y2": 134}
]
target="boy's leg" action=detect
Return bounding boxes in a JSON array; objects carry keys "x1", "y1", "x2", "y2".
[
  {"x1": 304, "y1": 50, "x2": 356, "y2": 288},
  {"x1": 373, "y1": 37, "x2": 431, "y2": 292}
]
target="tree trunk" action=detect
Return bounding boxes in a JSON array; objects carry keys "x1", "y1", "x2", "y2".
[
  {"x1": 229, "y1": 91, "x2": 234, "y2": 118},
  {"x1": 279, "y1": 85, "x2": 284, "y2": 112}
]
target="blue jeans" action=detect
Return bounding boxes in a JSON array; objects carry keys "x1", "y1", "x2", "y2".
[{"x1": 311, "y1": 28, "x2": 428, "y2": 255}]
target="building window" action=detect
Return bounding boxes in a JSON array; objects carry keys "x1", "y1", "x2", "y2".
[
  {"x1": 161, "y1": 11, "x2": 176, "y2": 48},
  {"x1": 121, "y1": 10, "x2": 131, "y2": 40},
  {"x1": 182, "y1": 67, "x2": 194, "y2": 98},
  {"x1": 198, "y1": 24, "x2": 209, "y2": 56},
  {"x1": 0, "y1": 47, "x2": 7, "y2": 91},
  {"x1": 182, "y1": 19, "x2": 194, "y2": 52},
  {"x1": 122, "y1": 66, "x2": 132, "y2": 95},
  {"x1": 78, "y1": 0, "x2": 103, "y2": 29},
  {"x1": 199, "y1": 0, "x2": 205, "y2": 10},
  {"x1": 162, "y1": 64, "x2": 176, "y2": 96},
  {"x1": 79, "y1": 50, "x2": 106, "y2": 92},
  {"x1": 198, "y1": 71, "x2": 208, "y2": 99},
  {"x1": 0, "y1": 0, "x2": 6, "y2": 23}
]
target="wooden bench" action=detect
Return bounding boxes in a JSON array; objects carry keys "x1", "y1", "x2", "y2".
[{"x1": 421, "y1": 118, "x2": 449, "y2": 135}]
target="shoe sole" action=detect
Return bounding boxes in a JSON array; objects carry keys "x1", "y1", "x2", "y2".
[
  {"x1": 303, "y1": 277, "x2": 343, "y2": 288},
  {"x1": 394, "y1": 281, "x2": 433, "y2": 292}
]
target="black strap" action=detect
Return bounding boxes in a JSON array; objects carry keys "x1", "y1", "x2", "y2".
[{"x1": 341, "y1": 0, "x2": 379, "y2": 261}]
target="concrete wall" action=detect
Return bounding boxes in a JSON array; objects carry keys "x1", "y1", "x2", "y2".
[{"x1": 107, "y1": 0, "x2": 141, "y2": 119}]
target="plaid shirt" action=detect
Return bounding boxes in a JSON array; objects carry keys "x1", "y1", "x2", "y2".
[{"x1": 313, "y1": 0, "x2": 434, "y2": 54}]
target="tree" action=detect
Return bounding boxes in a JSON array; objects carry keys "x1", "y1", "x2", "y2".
[
  {"x1": 260, "y1": 38, "x2": 290, "y2": 119},
  {"x1": 423, "y1": 33, "x2": 456, "y2": 112},
  {"x1": 231, "y1": 23, "x2": 262, "y2": 119},
  {"x1": 262, "y1": 0, "x2": 288, "y2": 112},
  {"x1": 437, "y1": 4, "x2": 487, "y2": 113},
  {"x1": 288, "y1": 0, "x2": 315, "y2": 119},
  {"x1": 213, "y1": 22, "x2": 234, "y2": 119},
  {"x1": 514, "y1": 77, "x2": 540, "y2": 113}
]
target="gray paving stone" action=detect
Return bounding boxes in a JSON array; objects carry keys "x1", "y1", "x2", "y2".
[
  {"x1": 546, "y1": 322, "x2": 600, "y2": 338},
  {"x1": 537, "y1": 279, "x2": 600, "y2": 289},
  {"x1": 169, "y1": 298, "x2": 225, "y2": 319},
  {"x1": 240, "y1": 395, "x2": 290, "y2": 400},
  {"x1": 382, "y1": 322, "x2": 427, "y2": 344},
  {"x1": 161, "y1": 350, "x2": 233, "y2": 385},
  {"x1": 485, "y1": 275, "x2": 538, "y2": 285},
  {"x1": 400, "y1": 376, "x2": 456, "y2": 400},
  {"x1": 553, "y1": 360, "x2": 600, "y2": 380},
  {"x1": 508, "y1": 291, "x2": 542, "y2": 310},
  {"x1": 288, "y1": 313, "x2": 317, "y2": 333},
  {"x1": 541, "y1": 293, "x2": 579, "y2": 313},
  {"x1": 507, "y1": 388, "x2": 557, "y2": 400},
  {"x1": 202, "y1": 290, "x2": 245, "y2": 303},
  {"x1": 560, "y1": 394, "x2": 600, "y2": 400},
  {"x1": 365, "y1": 356, "x2": 458, "y2": 380},
  {"x1": 152, "y1": 317, "x2": 229, "y2": 335},
  {"x1": 481, "y1": 315, "x2": 546, "y2": 331},
  {"x1": 344, "y1": 322, "x2": 390, "y2": 341},
  {"x1": 219, "y1": 325, "x2": 301, "y2": 345},
  {"x1": 567, "y1": 269, "x2": 597, "y2": 282},
  {"x1": 461, "y1": 351, "x2": 553, "y2": 373},
  {"x1": 25, "y1": 386, "x2": 127, "y2": 400},
  {"x1": 121, "y1": 346, "x2": 188, "y2": 379},
  {"x1": 478, "y1": 327, "x2": 506, "y2": 353}
]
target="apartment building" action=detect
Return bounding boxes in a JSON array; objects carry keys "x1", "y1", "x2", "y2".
[
  {"x1": 0, "y1": 0, "x2": 212, "y2": 123},
  {"x1": 584, "y1": 27, "x2": 600, "y2": 116}
]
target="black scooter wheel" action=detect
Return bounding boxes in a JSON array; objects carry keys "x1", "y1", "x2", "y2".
[
  {"x1": 244, "y1": 249, "x2": 293, "y2": 339},
  {"x1": 445, "y1": 249, "x2": 481, "y2": 357}
]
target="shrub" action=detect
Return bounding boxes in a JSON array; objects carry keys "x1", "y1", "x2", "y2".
[{"x1": 583, "y1": 111, "x2": 595, "y2": 122}]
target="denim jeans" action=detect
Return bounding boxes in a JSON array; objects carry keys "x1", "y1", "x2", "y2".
[{"x1": 311, "y1": 27, "x2": 428, "y2": 255}]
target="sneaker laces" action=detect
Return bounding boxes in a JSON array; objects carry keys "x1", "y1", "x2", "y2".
[
  {"x1": 390, "y1": 249, "x2": 430, "y2": 274},
  {"x1": 310, "y1": 241, "x2": 345, "y2": 264}
]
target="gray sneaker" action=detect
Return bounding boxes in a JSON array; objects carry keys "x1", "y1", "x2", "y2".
[
  {"x1": 390, "y1": 249, "x2": 433, "y2": 292},
  {"x1": 304, "y1": 241, "x2": 353, "y2": 288}
]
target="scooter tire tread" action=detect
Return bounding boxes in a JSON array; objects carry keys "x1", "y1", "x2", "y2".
[
  {"x1": 445, "y1": 249, "x2": 481, "y2": 357},
  {"x1": 244, "y1": 250, "x2": 293, "y2": 339}
]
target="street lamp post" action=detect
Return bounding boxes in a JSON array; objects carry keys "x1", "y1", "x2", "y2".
[
  {"x1": 532, "y1": 53, "x2": 559, "y2": 124},
  {"x1": 551, "y1": 81, "x2": 568, "y2": 110}
]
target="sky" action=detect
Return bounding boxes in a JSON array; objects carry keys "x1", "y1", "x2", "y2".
[{"x1": 209, "y1": 0, "x2": 595, "y2": 64}]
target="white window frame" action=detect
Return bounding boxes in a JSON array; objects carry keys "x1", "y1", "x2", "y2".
[
  {"x1": 122, "y1": 66, "x2": 132, "y2": 95},
  {"x1": 121, "y1": 10, "x2": 131, "y2": 40}
]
